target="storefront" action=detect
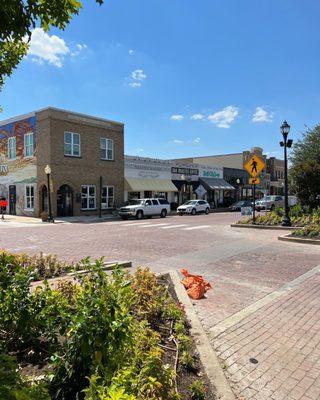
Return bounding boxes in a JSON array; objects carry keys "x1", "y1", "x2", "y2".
[
  {"x1": 171, "y1": 163, "x2": 235, "y2": 208},
  {"x1": 124, "y1": 156, "x2": 178, "y2": 203}
]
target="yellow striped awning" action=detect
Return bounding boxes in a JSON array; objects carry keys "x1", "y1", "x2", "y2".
[{"x1": 125, "y1": 178, "x2": 178, "y2": 192}]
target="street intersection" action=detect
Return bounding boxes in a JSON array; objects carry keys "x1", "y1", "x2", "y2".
[{"x1": 1, "y1": 212, "x2": 320, "y2": 400}]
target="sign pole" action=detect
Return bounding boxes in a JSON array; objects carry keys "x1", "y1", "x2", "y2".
[{"x1": 252, "y1": 184, "x2": 256, "y2": 224}]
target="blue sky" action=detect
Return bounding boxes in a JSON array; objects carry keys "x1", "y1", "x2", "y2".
[{"x1": 1, "y1": 0, "x2": 320, "y2": 159}]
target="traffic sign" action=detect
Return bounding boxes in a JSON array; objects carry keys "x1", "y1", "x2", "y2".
[
  {"x1": 195, "y1": 184, "x2": 207, "y2": 198},
  {"x1": 244, "y1": 154, "x2": 266, "y2": 178},
  {"x1": 249, "y1": 177, "x2": 261, "y2": 185}
]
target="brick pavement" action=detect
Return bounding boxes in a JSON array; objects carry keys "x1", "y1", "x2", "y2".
[{"x1": 208, "y1": 272, "x2": 320, "y2": 400}]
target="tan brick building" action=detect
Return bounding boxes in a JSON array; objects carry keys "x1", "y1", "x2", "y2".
[{"x1": 0, "y1": 107, "x2": 124, "y2": 218}]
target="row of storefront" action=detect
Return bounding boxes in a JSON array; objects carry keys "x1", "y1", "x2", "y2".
[
  {"x1": 0, "y1": 108, "x2": 263, "y2": 218},
  {"x1": 124, "y1": 156, "x2": 235, "y2": 210}
]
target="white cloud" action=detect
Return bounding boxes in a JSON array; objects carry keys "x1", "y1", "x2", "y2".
[
  {"x1": 128, "y1": 68, "x2": 146, "y2": 88},
  {"x1": 190, "y1": 114, "x2": 204, "y2": 120},
  {"x1": 130, "y1": 148, "x2": 144, "y2": 154},
  {"x1": 132, "y1": 69, "x2": 146, "y2": 81},
  {"x1": 208, "y1": 106, "x2": 239, "y2": 128},
  {"x1": 170, "y1": 114, "x2": 184, "y2": 121},
  {"x1": 129, "y1": 49, "x2": 135, "y2": 55},
  {"x1": 173, "y1": 139, "x2": 184, "y2": 144},
  {"x1": 129, "y1": 82, "x2": 141, "y2": 88},
  {"x1": 252, "y1": 107, "x2": 274, "y2": 123},
  {"x1": 172, "y1": 137, "x2": 200, "y2": 145},
  {"x1": 27, "y1": 28, "x2": 70, "y2": 67},
  {"x1": 70, "y1": 43, "x2": 88, "y2": 57}
]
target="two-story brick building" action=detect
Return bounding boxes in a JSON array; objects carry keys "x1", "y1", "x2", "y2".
[{"x1": 0, "y1": 107, "x2": 124, "y2": 217}]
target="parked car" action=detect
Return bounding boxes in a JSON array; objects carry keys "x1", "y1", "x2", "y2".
[
  {"x1": 229, "y1": 200, "x2": 253, "y2": 212},
  {"x1": 177, "y1": 200, "x2": 210, "y2": 215},
  {"x1": 119, "y1": 198, "x2": 170, "y2": 220},
  {"x1": 255, "y1": 195, "x2": 284, "y2": 211}
]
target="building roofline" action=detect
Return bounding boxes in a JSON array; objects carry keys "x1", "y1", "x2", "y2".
[
  {"x1": 173, "y1": 152, "x2": 243, "y2": 159},
  {"x1": 0, "y1": 107, "x2": 124, "y2": 127},
  {"x1": 0, "y1": 111, "x2": 36, "y2": 126}
]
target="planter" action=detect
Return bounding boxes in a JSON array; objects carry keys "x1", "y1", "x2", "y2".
[
  {"x1": 231, "y1": 224, "x2": 297, "y2": 230},
  {"x1": 278, "y1": 235, "x2": 320, "y2": 245}
]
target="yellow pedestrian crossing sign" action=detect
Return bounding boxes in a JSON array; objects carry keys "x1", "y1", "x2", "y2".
[
  {"x1": 244, "y1": 154, "x2": 266, "y2": 178},
  {"x1": 249, "y1": 177, "x2": 261, "y2": 185}
]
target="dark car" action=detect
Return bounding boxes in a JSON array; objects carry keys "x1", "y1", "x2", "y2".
[{"x1": 229, "y1": 200, "x2": 253, "y2": 212}]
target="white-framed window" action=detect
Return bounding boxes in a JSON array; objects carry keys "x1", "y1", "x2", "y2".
[
  {"x1": 64, "y1": 132, "x2": 81, "y2": 157},
  {"x1": 24, "y1": 132, "x2": 34, "y2": 157},
  {"x1": 101, "y1": 186, "x2": 114, "y2": 209},
  {"x1": 25, "y1": 185, "x2": 35, "y2": 210},
  {"x1": 100, "y1": 138, "x2": 114, "y2": 160},
  {"x1": 8, "y1": 137, "x2": 16, "y2": 160},
  {"x1": 81, "y1": 185, "x2": 96, "y2": 210}
]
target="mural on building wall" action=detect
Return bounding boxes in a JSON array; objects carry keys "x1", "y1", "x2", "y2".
[{"x1": 0, "y1": 116, "x2": 37, "y2": 215}]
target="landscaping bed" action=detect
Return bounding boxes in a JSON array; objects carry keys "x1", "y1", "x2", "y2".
[
  {"x1": 237, "y1": 206, "x2": 320, "y2": 227},
  {"x1": 290, "y1": 224, "x2": 320, "y2": 240},
  {"x1": 0, "y1": 252, "x2": 215, "y2": 400}
]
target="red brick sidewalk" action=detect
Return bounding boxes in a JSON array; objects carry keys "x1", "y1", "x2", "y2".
[{"x1": 211, "y1": 272, "x2": 320, "y2": 400}]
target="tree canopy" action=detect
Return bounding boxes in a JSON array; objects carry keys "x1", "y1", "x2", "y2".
[
  {"x1": 290, "y1": 125, "x2": 320, "y2": 208},
  {"x1": 0, "y1": 0, "x2": 103, "y2": 88}
]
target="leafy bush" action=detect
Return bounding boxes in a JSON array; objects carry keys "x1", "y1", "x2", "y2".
[
  {"x1": 0, "y1": 353, "x2": 50, "y2": 400},
  {"x1": 189, "y1": 379, "x2": 206, "y2": 400},
  {"x1": 238, "y1": 206, "x2": 320, "y2": 227},
  {"x1": 292, "y1": 224, "x2": 320, "y2": 238},
  {"x1": 0, "y1": 258, "x2": 205, "y2": 400},
  {"x1": 0, "y1": 250, "x2": 69, "y2": 279}
]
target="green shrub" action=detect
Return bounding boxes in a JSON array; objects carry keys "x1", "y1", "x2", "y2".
[
  {"x1": 292, "y1": 224, "x2": 320, "y2": 238},
  {"x1": 189, "y1": 379, "x2": 206, "y2": 400},
  {"x1": 0, "y1": 353, "x2": 50, "y2": 400}
]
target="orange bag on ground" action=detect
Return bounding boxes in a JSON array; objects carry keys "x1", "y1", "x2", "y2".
[{"x1": 180, "y1": 269, "x2": 212, "y2": 300}]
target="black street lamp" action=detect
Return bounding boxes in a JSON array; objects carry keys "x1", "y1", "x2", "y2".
[
  {"x1": 45, "y1": 164, "x2": 54, "y2": 223},
  {"x1": 280, "y1": 121, "x2": 293, "y2": 226}
]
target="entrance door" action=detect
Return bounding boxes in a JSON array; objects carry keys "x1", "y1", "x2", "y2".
[
  {"x1": 9, "y1": 185, "x2": 16, "y2": 215},
  {"x1": 41, "y1": 185, "x2": 48, "y2": 213},
  {"x1": 57, "y1": 185, "x2": 73, "y2": 217}
]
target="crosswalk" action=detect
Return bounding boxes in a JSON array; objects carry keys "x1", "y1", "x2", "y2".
[{"x1": 118, "y1": 220, "x2": 211, "y2": 232}]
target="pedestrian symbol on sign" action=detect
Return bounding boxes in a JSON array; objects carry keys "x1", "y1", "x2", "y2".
[{"x1": 250, "y1": 158, "x2": 258, "y2": 174}]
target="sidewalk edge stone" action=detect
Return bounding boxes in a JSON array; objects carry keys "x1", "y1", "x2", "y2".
[
  {"x1": 278, "y1": 235, "x2": 320, "y2": 245},
  {"x1": 168, "y1": 269, "x2": 236, "y2": 400}
]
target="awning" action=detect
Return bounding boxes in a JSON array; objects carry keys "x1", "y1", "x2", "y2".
[
  {"x1": 125, "y1": 178, "x2": 178, "y2": 192},
  {"x1": 199, "y1": 177, "x2": 235, "y2": 190}
]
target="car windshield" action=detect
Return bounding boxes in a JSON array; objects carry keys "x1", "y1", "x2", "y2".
[
  {"x1": 184, "y1": 200, "x2": 198, "y2": 205},
  {"x1": 128, "y1": 200, "x2": 144, "y2": 205}
]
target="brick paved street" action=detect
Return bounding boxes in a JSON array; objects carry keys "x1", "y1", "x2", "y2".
[{"x1": 1, "y1": 212, "x2": 320, "y2": 400}]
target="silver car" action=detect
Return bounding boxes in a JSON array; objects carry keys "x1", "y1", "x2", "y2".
[{"x1": 255, "y1": 195, "x2": 284, "y2": 211}]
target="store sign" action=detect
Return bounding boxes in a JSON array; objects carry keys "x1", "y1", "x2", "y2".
[
  {"x1": 202, "y1": 170, "x2": 220, "y2": 178},
  {"x1": 138, "y1": 171, "x2": 160, "y2": 178},
  {"x1": 171, "y1": 167, "x2": 199, "y2": 175},
  {"x1": 0, "y1": 164, "x2": 9, "y2": 174}
]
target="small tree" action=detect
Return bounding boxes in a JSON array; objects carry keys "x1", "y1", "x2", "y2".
[{"x1": 290, "y1": 125, "x2": 320, "y2": 208}]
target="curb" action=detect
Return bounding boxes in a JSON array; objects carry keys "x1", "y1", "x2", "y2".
[
  {"x1": 67, "y1": 261, "x2": 132, "y2": 276},
  {"x1": 168, "y1": 270, "x2": 236, "y2": 400},
  {"x1": 278, "y1": 235, "x2": 320, "y2": 245},
  {"x1": 230, "y1": 224, "x2": 296, "y2": 230}
]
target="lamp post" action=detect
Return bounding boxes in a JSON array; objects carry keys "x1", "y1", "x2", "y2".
[
  {"x1": 236, "y1": 178, "x2": 241, "y2": 201},
  {"x1": 44, "y1": 164, "x2": 53, "y2": 223},
  {"x1": 280, "y1": 121, "x2": 293, "y2": 226}
]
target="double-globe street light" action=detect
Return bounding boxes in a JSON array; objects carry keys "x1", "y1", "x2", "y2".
[
  {"x1": 44, "y1": 164, "x2": 54, "y2": 223},
  {"x1": 279, "y1": 121, "x2": 293, "y2": 226}
]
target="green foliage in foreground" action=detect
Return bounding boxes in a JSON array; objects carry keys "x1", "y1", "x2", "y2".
[
  {"x1": 238, "y1": 206, "x2": 320, "y2": 227},
  {"x1": 292, "y1": 224, "x2": 320, "y2": 239},
  {"x1": 0, "y1": 254, "x2": 203, "y2": 399}
]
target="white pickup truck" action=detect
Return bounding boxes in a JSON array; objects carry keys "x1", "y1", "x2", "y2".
[{"x1": 119, "y1": 198, "x2": 171, "y2": 220}]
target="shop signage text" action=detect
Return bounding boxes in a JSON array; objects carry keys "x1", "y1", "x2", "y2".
[
  {"x1": 171, "y1": 167, "x2": 199, "y2": 175},
  {"x1": 202, "y1": 170, "x2": 220, "y2": 178}
]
